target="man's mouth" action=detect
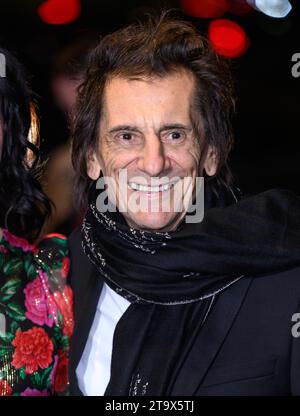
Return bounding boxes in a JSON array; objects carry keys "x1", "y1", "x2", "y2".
[{"x1": 128, "y1": 180, "x2": 179, "y2": 193}]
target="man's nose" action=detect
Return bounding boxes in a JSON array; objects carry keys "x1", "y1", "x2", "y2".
[{"x1": 137, "y1": 135, "x2": 170, "y2": 177}]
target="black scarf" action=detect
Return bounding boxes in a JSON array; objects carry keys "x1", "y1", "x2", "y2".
[{"x1": 81, "y1": 182, "x2": 300, "y2": 395}]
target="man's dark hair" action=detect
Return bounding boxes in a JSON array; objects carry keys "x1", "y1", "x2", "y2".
[{"x1": 72, "y1": 12, "x2": 236, "y2": 209}]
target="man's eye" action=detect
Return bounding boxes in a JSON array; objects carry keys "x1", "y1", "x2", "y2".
[
  {"x1": 167, "y1": 131, "x2": 184, "y2": 141},
  {"x1": 120, "y1": 133, "x2": 133, "y2": 141},
  {"x1": 115, "y1": 132, "x2": 141, "y2": 145}
]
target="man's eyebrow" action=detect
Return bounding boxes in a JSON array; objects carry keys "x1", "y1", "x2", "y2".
[
  {"x1": 108, "y1": 125, "x2": 140, "y2": 134},
  {"x1": 108, "y1": 123, "x2": 193, "y2": 134},
  {"x1": 158, "y1": 123, "x2": 193, "y2": 133}
]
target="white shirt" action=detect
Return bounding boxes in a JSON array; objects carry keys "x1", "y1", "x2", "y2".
[{"x1": 76, "y1": 282, "x2": 131, "y2": 396}]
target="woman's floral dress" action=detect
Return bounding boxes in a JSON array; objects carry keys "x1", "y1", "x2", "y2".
[{"x1": 0, "y1": 230, "x2": 74, "y2": 396}]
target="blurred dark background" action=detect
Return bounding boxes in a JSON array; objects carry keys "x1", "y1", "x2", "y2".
[{"x1": 0, "y1": 0, "x2": 299, "y2": 197}]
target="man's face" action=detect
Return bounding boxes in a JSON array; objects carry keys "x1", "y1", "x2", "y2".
[{"x1": 88, "y1": 70, "x2": 217, "y2": 231}]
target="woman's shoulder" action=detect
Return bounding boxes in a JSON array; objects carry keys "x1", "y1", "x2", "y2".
[
  {"x1": 0, "y1": 229, "x2": 74, "y2": 336},
  {"x1": 0, "y1": 229, "x2": 36, "y2": 255},
  {"x1": 0, "y1": 229, "x2": 70, "y2": 284},
  {"x1": 0, "y1": 230, "x2": 73, "y2": 395},
  {"x1": 0, "y1": 229, "x2": 69, "y2": 254}
]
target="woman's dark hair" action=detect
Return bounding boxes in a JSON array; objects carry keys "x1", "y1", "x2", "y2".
[
  {"x1": 72, "y1": 12, "x2": 236, "y2": 209},
  {"x1": 0, "y1": 48, "x2": 50, "y2": 242}
]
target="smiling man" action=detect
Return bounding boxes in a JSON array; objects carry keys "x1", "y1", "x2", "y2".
[
  {"x1": 69, "y1": 14, "x2": 300, "y2": 396},
  {"x1": 86, "y1": 70, "x2": 214, "y2": 231}
]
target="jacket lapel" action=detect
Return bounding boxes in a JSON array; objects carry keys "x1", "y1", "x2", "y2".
[
  {"x1": 70, "y1": 274, "x2": 104, "y2": 395},
  {"x1": 170, "y1": 276, "x2": 253, "y2": 395},
  {"x1": 68, "y1": 229, "x2": 104, "y2": 396}
]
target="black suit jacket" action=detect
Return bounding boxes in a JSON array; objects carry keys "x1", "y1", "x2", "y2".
[{"x1": 68, "y1": 228, "x2": 300, "y2": 396}]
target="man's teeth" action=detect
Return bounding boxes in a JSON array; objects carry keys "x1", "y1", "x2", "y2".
[{"x1": 128, "y1": 182, "x2": 175, "y2": 192}]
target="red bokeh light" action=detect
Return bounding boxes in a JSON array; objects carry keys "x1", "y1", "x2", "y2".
[
  {"x1": 38, "y1": 0, "x2": 81, "y2": 25},
  {"x1": 208, "y1": 19, "x2": 249, "y2": 58},
  {"x1": 181, "y1": 0, "x2": 231, "y2": 18}
]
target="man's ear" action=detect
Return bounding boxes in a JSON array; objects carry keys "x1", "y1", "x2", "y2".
[
  {"x1": 203, "y1": 146, "x2": 218, "y2": 177},
  {"x1": 87, "y1": 150, "x2": 101, "y2": 180}
]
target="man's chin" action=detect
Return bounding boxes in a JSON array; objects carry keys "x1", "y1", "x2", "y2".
[{"x1": 124, "y1": 212, "x2": 183, "y2": 232}]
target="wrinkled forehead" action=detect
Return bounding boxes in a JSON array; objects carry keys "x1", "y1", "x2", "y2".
[{"x1": 100, "y1": 70, "x2": 197, "y2": 128}]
